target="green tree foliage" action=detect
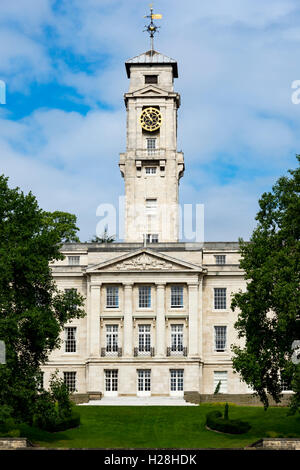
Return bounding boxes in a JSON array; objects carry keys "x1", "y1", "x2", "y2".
[
  {"x1": 90, "y1": 226, "x2": 115, "y2": 243},
  {"x1": 231, "y1": 156, "x2": 300, "y2": 409},
  {"x1": 0, "y1": 175, "x2": 85, "y2": 423}
]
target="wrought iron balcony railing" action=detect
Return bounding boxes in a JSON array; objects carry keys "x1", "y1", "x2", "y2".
[
  {"x1": 134, "y1": 347, "x2": 155, "y2": 357},
  {"x1": 166, "y1": 347, "x2": 188, "y2": 357},
  {"x1": 101, "y1": 347, "x2": 122, "y2": 357}
]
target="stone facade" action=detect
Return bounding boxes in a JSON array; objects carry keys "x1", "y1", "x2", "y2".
[{"x1": 42, "y1": 50, "x2": 292, "y2": 402}]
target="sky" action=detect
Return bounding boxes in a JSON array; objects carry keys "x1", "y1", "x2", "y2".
[{"x1": 0, "y1": 0, "x2": 300, "y2": 242}]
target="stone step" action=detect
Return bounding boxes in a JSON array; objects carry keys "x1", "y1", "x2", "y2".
[{"x1": 79, "y1": 396, "x2": 198, "y2": 406}]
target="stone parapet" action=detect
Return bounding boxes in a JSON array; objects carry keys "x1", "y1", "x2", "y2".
[{"x1": 184, "y1": 392, "x2": 293, "y2": 406}]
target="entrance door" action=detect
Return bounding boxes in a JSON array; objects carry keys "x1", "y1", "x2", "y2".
[
  {"x1": 104, "y1": 370, "x2": 118, "y2": 397},
  {"x1": 170, "y1": 369, "x2": 184, "y2": 397},
  {"x1": 137, "y1": 370, "x2": 151, "y2": 397}
]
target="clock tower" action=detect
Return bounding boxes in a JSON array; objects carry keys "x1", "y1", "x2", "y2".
[{"x1": 119, "y1": 49, "x2": 185, "y2": 243}]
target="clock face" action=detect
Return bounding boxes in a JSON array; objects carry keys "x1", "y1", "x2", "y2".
[{"x1": 140, "y1": 107, "x2": 162, "y2": 132}]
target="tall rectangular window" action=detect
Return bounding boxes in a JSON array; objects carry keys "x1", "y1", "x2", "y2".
[
  {"x1": 139, "y1": 286, "x2": 151, "y2": 308},
  {"x1": 171, "y1": 324, "x2": 183, "y2": 352},
  {"x1": 106, "y1": 325, "x2": 119, "y2": 353},
  {"x1": 145, "y1": 198, "x2": 157, "y2": 215},
  {"x1": 68, "y1": 256, "x2": 80, "y2": 265},
  {"x1": 106, "y1": 287, "x2": 119, "y2": 308},
  {"x1": 65, "y1": 288, "x2": 78, "y2": 310},
  {"x1": 215, "y1": 255, "x2": 226, "y2": 265},
  {"x1": 138, "y1": 370, "x2": 151, "y2": 391},
  {"x1": 171, "y1": 286, "x2": 184, "y2": 308},
  {"x1": 214, "y1": 288, "x2": 227, "y2": 309},
  {"x1": 63, "y1": 372, "x2": 76, "y2": 392},
  {"x1": 105, "y1": 370, "x2": 118, "y2": 392},
  {"x1": 213, "y1": 371, "x2": 228, "y2": 393},
  {"x1": 64, "y1": 327, "x2": 77, "y2": 353},
  {"x1": 138, "y1": 325, "x2": 151, "y2": 353},
  {"x1": 214, "y1": 326, "x2": 227, "y2": 352},
  {"x1": 147, "y1": 138, "x2": 156, "y2": 155},
  {"x1": 170, "y1": 370, "x2": 184, "y2": 392}
]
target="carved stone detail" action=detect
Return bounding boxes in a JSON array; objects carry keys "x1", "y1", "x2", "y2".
[{"x1": 106, "y1": 253, "x2": 181, "y2": 271}]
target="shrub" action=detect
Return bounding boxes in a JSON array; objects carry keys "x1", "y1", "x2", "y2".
[
  {"x1": 206, "y1": 410, "x2": 251, "y2": 434},
  {"x1": 0, "y1": 405, "x2": 20, "y2": 437},
  {"x1": 32, "y1": 373, "x2": 80, "y2": 432}
]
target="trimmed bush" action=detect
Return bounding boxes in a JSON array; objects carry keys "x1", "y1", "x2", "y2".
[
  {"x1": 206, "y1": 410, "x2": 251, "y2": 434},
  {"x1": 41, "y1": 410, "x2": 80, "y2": 432},
  {"x1": 0, "y1": 406, "x2": 20, "y2": 437}
]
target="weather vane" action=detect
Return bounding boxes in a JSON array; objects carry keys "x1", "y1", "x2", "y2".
[{"x1": 144, "y1": 4, "x2": 162, "y2": 52}]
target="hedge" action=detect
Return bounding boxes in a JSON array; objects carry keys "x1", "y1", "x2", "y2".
[
  {"x1": 40, "y1": 411, "x2": 80, "y2": 432},
  {"x1": 206, "y1": 410, "x2": 251, "y2": 434}
]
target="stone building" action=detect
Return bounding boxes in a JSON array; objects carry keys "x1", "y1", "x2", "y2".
[{"x1": 42, "y1": 49, "x2": 254, "y2": 400}]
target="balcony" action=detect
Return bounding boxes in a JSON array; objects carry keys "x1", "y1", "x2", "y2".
[
  {"x1": 166, "y1": 347, "x2": 188, "y2": 357},
  {"x1": 134, "y1": 347, "x2": 155, "y2": 357},
  {"x1": 101, "y1": 348, "x2": 122, "y2": 358}
]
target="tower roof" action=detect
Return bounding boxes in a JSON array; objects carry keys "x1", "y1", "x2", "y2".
[{"x1": 125, "y1": 50, "x2": 178, "y2": 78}]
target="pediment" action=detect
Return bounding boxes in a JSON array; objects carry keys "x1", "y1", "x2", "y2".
[
  {"x1": 131, "y1": 85, "x2": 169, "y2": 97},
  {"x1": 86, "y1": 249, "x2": 203, "y2": 273}
]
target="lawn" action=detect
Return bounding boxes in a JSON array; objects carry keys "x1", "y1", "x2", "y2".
[{"x1": 20, "y1": 404, "x2": 300, "y2": 449}]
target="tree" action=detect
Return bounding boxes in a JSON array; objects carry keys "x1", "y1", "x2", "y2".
[
  {"x1": 0, "y1": 175, "x2": 85, "y2": 423},
  {"x1": 90, "y1": 226, "x2": 115, "y2": 243},
  {"x1": 231, "y1": 156, "x2": 300, "y2": 409}
]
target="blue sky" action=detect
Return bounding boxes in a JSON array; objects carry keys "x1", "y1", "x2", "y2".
[{"x1": 0, "y1": 0, "x2": 300, "y2": 242}]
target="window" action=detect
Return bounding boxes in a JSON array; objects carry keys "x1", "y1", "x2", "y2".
[
  {"x1": 170, "y1": 370, "x2": 184, "y2": 392},
  {"x1": 145, "y1": 167, "x2": 157, "y2": 175},
  {"x1": 171, "y1": 286, "x2": 184, "y2": 308},
  {"x1": 145, "y1": 198, "x2": 157, "y2": 215},
  {"x1": 64, "y1": 372, "x2": 76, "y2": 392},
  {"x1": 147, "y1": 138, "x2": 156, "y2": 155},
  {"x1": 281, "y1": 377, "x2": 292, "y2": 392},
  {"x1": 138, "y1": 325, "x2": 151, "y2": 353},
  {"x1": 214, "y1": 326, "x2": 227, "y2": 352},
  {"x1": 138, "y1": 370, "x2": 151, "y2": 391},
  {"x1": 106, "y1": 287, "x2": 119, "y2": 308},
  {"x1": 65, "y1": 288, "x2": 78, "y2": 310},
  {"x1": 38, "y1": 371, "x2": 44, "y2": 390},
  {"x1": 214, "y1": 371, "x2": 228, "y2": 393},
  {"x1": 215, "y1": 255, "x2": 226, "y2": 265},
  {"x1": 146, "y1": 234, "x2": 158, "y2": 243},
  {"x1": 214, "y1": 288, "x2": 227, "y2": 309},
  {"x1": 171, "y1": 325, "x2": 184, "y2": 353},
  {"x1": 139, "y1": 286, "x2": 151, "y2": 308},
  {"x1": 105, "y1": 370, "x2": 118, "y2": 392},
  {"x1": 145, "y1": 75, "x2": 158, "y2": 84},
  {"x1": 106, "y1": 325, "x2": 119, "y2": 353},
  {"x1": 68, "y1": 256, "x2": 80, "y2": 265},
  {"x1": 65, "y1": 327, "x2": 76, "y2": 353}
]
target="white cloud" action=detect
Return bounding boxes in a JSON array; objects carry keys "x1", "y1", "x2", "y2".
[{"x1": 0, "y1": 0, "x2": 300, "y2": 241}]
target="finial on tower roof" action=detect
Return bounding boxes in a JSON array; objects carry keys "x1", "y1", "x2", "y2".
[{"x1": 144, "y1": 4, "x2": 162, "y2": 53}]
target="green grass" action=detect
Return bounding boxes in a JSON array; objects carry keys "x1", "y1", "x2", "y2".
[{"x1": 19, "y1": 404, "x2": 300, "y2": 449}]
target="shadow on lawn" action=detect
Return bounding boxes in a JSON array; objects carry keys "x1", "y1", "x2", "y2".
[{"x1": 20, "y1": 423, "x2": 73, "y2": 444}]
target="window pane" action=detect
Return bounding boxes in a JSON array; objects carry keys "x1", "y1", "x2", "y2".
[
  {"x1": 139, "y1": 286, "x2": 151, "y2": 308},
  {"x1": 214, "y1": 371, "x2": 227, "y2": 393},
  {"x1": 68, "y1": 256, "x2": 80, "y2": 265},
  {"x1": 214, "y1": 288, "x2": 227, "y2": 309},
  {"x1": 64, "y1": 372, "x2": 76, "y2": 392},
  {"x1": 106, "y1": 287, "x2": 119, "y2": 308},
  {"x1": 214, "y1": 326, "x2": 227, "y2": 351},
  {"x1": 65, "y1": 327, "x2": 76, "y2": 353},
  {"x1": 215, "y1": 255, "x2": 226, "y2": 265},
  {"x1": 171, "y1": 286, "x2": 183, "y2": 307}
]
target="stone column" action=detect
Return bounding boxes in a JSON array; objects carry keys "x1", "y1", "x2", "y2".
[
  {"x1": 123, "y1": 283, "x2": 133, "y2": 357},
  {"x1": 89, "y1": 284, "x2": 101, "y2": 357},
  {"x1": 188, "y1": 282, "x2": 199, "y2": 357},
  {"x1": 156, "y1": 283, "x2": 166, "y2": 357}
]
